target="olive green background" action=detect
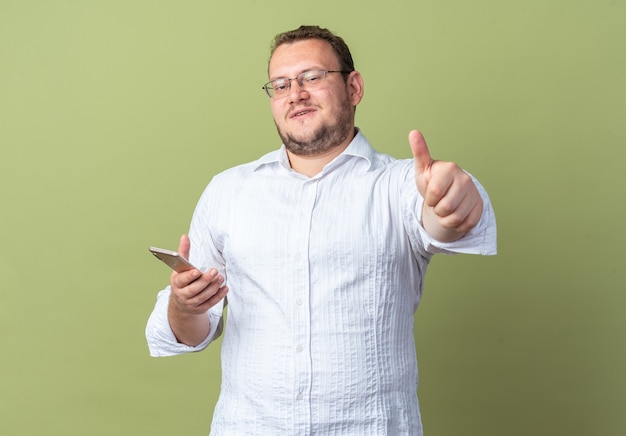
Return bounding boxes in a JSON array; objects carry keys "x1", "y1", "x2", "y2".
[{"x1": 1, "y1": 0, "x2": 624, "y2": 435}]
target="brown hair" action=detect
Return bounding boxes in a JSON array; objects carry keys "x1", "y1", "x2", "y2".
[{"x1": 269, "y1": 25, "x2": 355, "y2": 73}]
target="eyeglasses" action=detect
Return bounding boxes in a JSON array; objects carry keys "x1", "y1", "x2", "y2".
[{"x1": 262, "y1": 69, "x2": 351, "y2": 98}]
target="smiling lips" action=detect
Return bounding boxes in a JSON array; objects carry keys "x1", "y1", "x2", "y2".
[{"x1": 290, "y1": 107, "x2": 316, "y2": 119}]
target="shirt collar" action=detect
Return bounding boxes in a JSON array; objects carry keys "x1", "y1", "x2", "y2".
[{"x1": 253, "y1": 128, "x2": 375, "y2": 173}]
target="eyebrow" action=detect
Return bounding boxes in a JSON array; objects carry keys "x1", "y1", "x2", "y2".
[{"x1": 268, "y1": 66, "x2": 328, "y2": 82}]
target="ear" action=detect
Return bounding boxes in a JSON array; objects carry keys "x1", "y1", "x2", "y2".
[{"x1": 347, "y1": 71, "x2": 364, "y2": 107}]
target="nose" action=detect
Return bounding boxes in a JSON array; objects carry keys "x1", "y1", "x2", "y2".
[{"x1": 288, "y1": 79, "x2": 308, "y2": 101}]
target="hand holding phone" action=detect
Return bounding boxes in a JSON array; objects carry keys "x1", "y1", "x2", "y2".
[
  {"x1": 149, "y1": 247, "x2": 198, "y2": 273},
  {"x1": 151, "y1": 236, "x2": 228, "y2": 345}
]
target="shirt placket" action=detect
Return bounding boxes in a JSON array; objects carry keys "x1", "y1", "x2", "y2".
[{"x1": 292, "y1": 177, "x2": 318, "y2": 434}]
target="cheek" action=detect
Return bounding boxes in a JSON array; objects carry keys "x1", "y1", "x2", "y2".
[{"x1": 270, "y1": 102, "x2": 284, "y2": 124}]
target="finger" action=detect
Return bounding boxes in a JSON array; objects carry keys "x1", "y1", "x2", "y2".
[
  {"x1": 178, "y1": 234, "x2": 191, "y2": 259},
  {"x1": 422, "y1": 163, "x2": 457, "y2": 207},
  {"x1": 171, "y1": 268, "x2": 202, "y2": 289},
  {"x1": 409, "y1": 130, "x2": 433, "y2": 176},
  {"x1": 452, "y1": 196, "x2": 483, "y2": 233},
  {"x1": 187, "y1": 276, "x2": 227, "y2": 308},
  {"x1": 432, "y1": 182, "x2": 483, "y2": 232},
  {"x1": 194, "y1": 284, "x2": 229, "y2": 311},
  {"x1": 430, "y1": 179, "x2": 464, "y2": 218}
]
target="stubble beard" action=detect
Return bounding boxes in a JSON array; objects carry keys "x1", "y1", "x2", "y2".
[{"x1": 277, "y1": 100, "x2": 355, "y2": 157}]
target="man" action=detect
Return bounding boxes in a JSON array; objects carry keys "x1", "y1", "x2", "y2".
[{"x1": 146, "y1": 25, "x2": 497, "y2": 435}]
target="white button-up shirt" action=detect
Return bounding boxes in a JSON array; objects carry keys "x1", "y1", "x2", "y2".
[{"x1": 146, "y1": 130, "x2": 497, "y2": 435}]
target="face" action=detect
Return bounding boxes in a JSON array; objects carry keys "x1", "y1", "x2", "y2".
[{"x1": 268, "y1": 39, "x2": 363, "y2": 157}]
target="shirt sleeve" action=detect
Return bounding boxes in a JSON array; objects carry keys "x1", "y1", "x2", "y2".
[
  {"x1": 145, "y1": 180, "x2": 228, "y2": 358},
  {"x1": 402, "y1": 169, "x2": 497, "y2": 257},
  {"x1": 145, "y1": 287, "x2": 225, "y2": 357}
]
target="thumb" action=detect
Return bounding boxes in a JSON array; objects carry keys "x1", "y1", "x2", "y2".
[
  {"x1": 178, "y1": 234, "x2": 191, "y2": 259},
  {"x1": 409, "y1": 130, "x2": 433, "y2": 176}
]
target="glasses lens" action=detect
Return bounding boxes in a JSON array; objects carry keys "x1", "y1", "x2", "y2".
[
  {"x1": 299, "y1": 70, "x2": 325, "y2": 86},
  {"x1": 270, "y1": 79, "x2": 290, "y2": 97},
  {"x1": 263, "y1": 70, "x2": 336, "y2": 98}
]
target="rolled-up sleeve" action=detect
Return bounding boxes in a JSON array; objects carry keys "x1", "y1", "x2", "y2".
[
  {"x1": 403, "y1": 170, "x2": 497, "y2": 257},
  {"x1": 145, "y1": 287, "x2": 225, "y2": 357}
]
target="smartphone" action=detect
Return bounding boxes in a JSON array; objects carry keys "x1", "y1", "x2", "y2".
[{"x1": 149, "y1": 247, "x2": 198, "y2": 273}]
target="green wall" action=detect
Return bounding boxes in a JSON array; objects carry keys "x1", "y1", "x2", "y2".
[{"x1": 1, "y1": 1, "x2": 624, "y2": 434}]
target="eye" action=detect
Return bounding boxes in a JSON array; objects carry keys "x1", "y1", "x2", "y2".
[
  {"x1": 302, "y1": 71, "x2": 323, "y2": 83},
  {"x1": 272, "y1": 79, "x2": 289, "y2": 92}
]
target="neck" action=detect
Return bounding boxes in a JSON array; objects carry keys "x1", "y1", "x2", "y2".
[
  {"x1": 285, "y1": 126, "x2": 358, "y2": 177},
  {"x1": 287, "y1": 142, "x2": 350, "y2": 177}
]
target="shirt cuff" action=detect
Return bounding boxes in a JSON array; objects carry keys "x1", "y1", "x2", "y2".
[
  {"x1": 145, "y1": 288, "x2": 223, "y2": 357},
  {"x1": 414, "y1": 174, "x2": 497, "y2": 256}
]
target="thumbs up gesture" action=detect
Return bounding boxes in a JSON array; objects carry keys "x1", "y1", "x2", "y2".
[{"x1": 409, "y1": 130, "x2": 483, "y2": 242}]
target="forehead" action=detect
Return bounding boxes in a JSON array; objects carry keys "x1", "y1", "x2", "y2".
[{"x1": 269, "y1": 39, "x2": 339, "y2": 78}]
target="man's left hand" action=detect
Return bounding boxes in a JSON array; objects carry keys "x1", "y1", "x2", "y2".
[{"x1": 409, "y1": 129, "x2": 483, "y2": 242}]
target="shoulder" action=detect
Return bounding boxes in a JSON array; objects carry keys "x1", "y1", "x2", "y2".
[
  {"x1": 349, "y1": 129, "x2": 413, "y2": 173},
  {"x1": 211, "y1": 148, "x2": 283, "y2": 183}
]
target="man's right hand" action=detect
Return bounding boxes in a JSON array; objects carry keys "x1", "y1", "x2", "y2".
[{"x1": 167, "y1": 234, "x2": 228, "y2": 346}]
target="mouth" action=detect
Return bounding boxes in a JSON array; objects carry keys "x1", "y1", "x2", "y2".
[{"x1": 289, "y1": 107, "x2": 316, "y2": 119}]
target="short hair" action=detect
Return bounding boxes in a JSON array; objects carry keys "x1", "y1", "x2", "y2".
[{"x1": 269, "y1": 25, "x2": 355, "y2": 73}]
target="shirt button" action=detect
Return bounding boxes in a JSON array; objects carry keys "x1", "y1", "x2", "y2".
[
  {"x1": 296, "y1": 393, "x2": 303, "y2": 400},
  {"x1": 296, "y1": 345, "x2": 303, "y2": 353},
  {"x1": 296, "y1": 298, "x2": 303, "y2": 305}
]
